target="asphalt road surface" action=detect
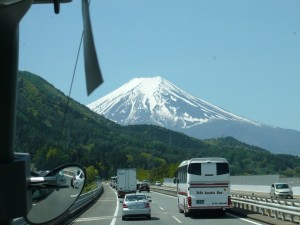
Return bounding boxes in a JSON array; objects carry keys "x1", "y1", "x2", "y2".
[{"x1": 69, "y1": 183, "x2": 271, "y2": 225}]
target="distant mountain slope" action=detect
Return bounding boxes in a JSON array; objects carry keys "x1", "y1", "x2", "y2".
[{"x1": 88, "y1": 76, "x2": 300, "y2": 155}]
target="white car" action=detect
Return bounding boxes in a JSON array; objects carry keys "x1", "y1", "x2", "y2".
[
  {"x1": 155, "y1": 181, "x2": 161, "y2": 186},
  {"x1": 270, "y1": 183, "x2": 293, "y2": 199},
  {"x1": 121, "y1": 193, "x2": 151, "y2": 220},
  {"x1": 71, "y1": 169, "x2": 85, "y2": 189}
]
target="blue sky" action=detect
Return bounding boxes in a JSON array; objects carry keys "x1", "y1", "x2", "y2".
[{"x1": 19, "y1": 0, "x2": 300, "y2": 131}]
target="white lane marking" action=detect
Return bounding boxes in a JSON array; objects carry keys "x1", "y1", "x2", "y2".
[
  {"x1": 227, "y1": 212, "x2": 265, "y2": 225},
  {"x1": 110, "y1": 186, "x2": 119, "y2": 225},
  {"x1": 71, "y1": 194, "x2": 79, "y2": 198},
  {"x1": 75, "y1": 216, "x2": 114, "y2": 222},
  {"x1": 159, "y1": 206, "x2": 165, "y2": 211},
  {"x1": 172, "y1": 216, "x2": 182, "y2": 223}
]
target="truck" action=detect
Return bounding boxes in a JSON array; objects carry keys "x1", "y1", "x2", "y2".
[{"x1": 117, "y1": 168, "x2": 137, "y2": 198}]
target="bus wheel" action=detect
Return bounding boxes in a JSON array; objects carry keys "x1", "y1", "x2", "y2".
[
  {"x1": 219, "y1": 209, "x2": 226, "y2": 217},
  {"x1": 184, "y1": 208, "x2": 189, "y2": 217}
]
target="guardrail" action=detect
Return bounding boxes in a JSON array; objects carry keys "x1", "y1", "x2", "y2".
[
  {"x1": 231, "y1": 194, "x2": 300, "y2": 224},
  {"x1": 13, "y1": 183, "x2": 103, "y2": 225},
  {"x1": 151, "y1": 185, "x2": 300, "y2": 224},
  {"x1": 151, "y1": 186, "x2": 177, "y2": 197}
]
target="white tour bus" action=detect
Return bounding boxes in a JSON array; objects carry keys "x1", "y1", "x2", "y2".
[{"x1": 174, "y1": 157, "x2": 231, "y2": 216}]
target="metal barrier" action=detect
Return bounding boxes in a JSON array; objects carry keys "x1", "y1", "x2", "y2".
[
  {"x1": 151, "y1": 186, "x2": 177, "y2": 197},
  {"x1": 231, "y1": 194, "x2": 300, "y2": 224}
]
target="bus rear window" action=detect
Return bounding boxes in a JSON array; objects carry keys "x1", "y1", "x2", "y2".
[
  {"x1": 188, "y1": 163, "x2": 201, "y2": 175},
  {"x1": 217, "y1": 163, "x2": 229, "y2": 175}
]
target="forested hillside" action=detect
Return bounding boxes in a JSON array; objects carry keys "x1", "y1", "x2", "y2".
[{"x1": 15, "y1": 71, "x2": 300, "y2": 181}]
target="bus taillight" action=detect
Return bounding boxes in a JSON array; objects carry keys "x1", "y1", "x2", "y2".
[
  {"x1": 187, "y1": 196, "x2": 192, "y2": 206},
  {"x1": 228, "y1": 196, "x2": 231, "y2": 206}
]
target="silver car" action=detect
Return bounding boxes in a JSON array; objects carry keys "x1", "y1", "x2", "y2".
[
  {"x1": 121, "y1": 193, "x2": 151, "y2": 220},
  {"x1": 270, "y1": 183, "x2": 293, "y2": 199}
]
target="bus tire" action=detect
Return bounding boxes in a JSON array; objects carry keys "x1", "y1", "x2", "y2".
[
  {"x1": 219, "y1": 209, "x2": 226, "y2": 217},
  {"x1": 184, "y1": 208, "x2": 189, "y2": 217}
]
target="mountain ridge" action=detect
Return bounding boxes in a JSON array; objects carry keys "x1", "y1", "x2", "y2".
[{"x1": 88, "y1": 76, "x2": 300, "y2": 155}]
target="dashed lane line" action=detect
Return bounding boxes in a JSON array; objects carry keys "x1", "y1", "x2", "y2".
[
  {"x1": 227, "y1": 212, "x2": 266, "y2": 225},
  {"x1": 172, "y1": 216, "x2": 182, "y2": 223},
  {"x1": 74, "y1": 216, "x2": 114, "y2": 222}
]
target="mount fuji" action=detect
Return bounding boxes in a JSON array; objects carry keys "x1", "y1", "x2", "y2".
[{"x1": 87, "y1": 76, "x2": 300, "y2": 155}]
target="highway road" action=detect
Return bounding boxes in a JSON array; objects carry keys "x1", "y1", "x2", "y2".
[{"x1": 69, "y1": 183, "x2": 271, "y2": 225}]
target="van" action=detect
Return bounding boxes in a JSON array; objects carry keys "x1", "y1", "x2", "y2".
[{"x1": 270, "y1": 183, "x2": 293, "y2": 199}]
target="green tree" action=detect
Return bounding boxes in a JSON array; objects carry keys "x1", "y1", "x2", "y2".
[{"x1": 86, "y1": 165, "x2": 99, "y2": 184}]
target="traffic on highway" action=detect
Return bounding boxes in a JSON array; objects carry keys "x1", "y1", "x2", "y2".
[{"x1": 71, "y1": 182, "x2": 272, "y2": 225}]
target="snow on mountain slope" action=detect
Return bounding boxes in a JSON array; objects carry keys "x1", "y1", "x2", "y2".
[
  {"x1": 87, "y1": 76, "x2": 260, "y2": 128},
  {"x1": 87, "y1": 76, "x2": 300, "y2": 155}
]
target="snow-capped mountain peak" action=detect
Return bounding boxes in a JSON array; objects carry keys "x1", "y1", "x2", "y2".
[
  {"x1": 87, "y1": 76, "x2": 259, "y2": 128},
  {"x1": 87, "y1": 76, "x2": 300, "y2": 155}
]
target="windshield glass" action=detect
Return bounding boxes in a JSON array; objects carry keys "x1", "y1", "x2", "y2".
[
  {"x1": 126, "y1": 195, "x2": 146, "y2": 201},
  {"x1": 2, "y1": 1, "x2": 300, "y2": 223},
  {"x1": 188, "y1": 163, "x2": 202, "y2": 175},
  {"x1": 276, "y1": 184, "x2": 289, "y2": 189}
]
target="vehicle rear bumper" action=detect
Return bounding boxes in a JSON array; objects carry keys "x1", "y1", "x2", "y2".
[{"x1": 122, "y1": 208, "x2": 151, "y2": 216}]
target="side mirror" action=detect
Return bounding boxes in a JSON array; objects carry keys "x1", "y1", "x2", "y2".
[{"x1": 26, "y1": 163, "x2": 86, "y2": 224}]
